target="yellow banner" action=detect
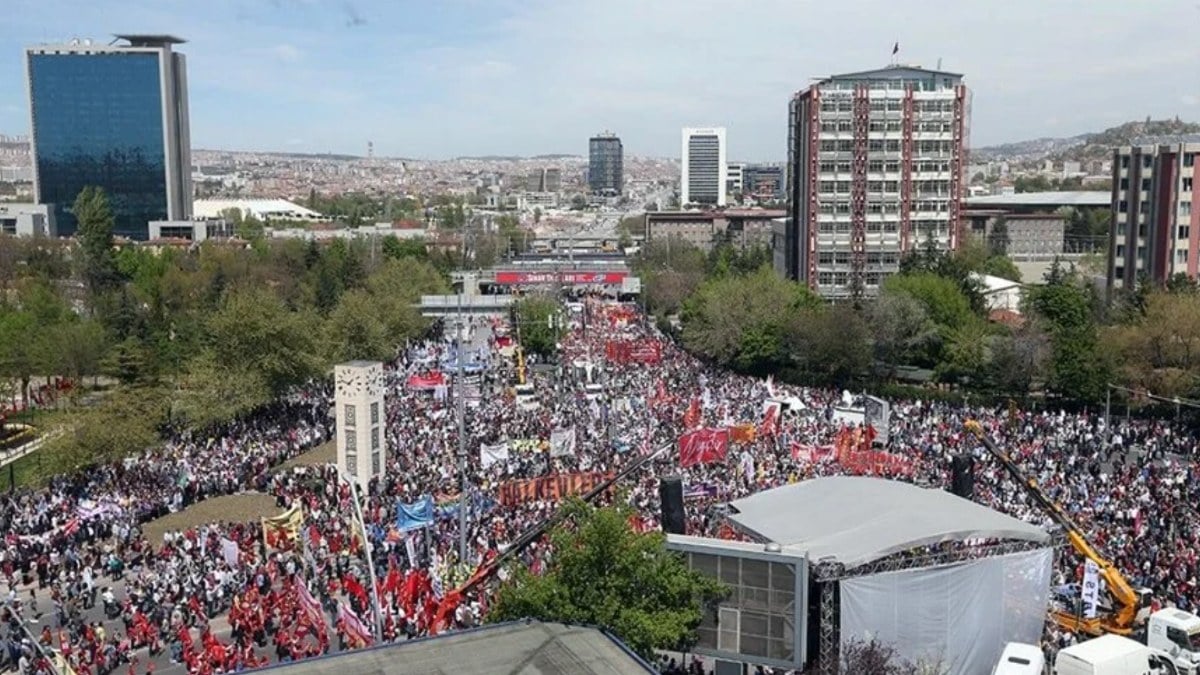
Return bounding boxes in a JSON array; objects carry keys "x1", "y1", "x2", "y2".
[{"x1": 261, "y1": 504, "x2": 303, "y2": 550}]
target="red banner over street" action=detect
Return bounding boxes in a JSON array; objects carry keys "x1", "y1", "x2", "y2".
[
  {"x1": 494, "y1": 271, "x2": 628, "y2": 285},
  {"x1": 406, "y1": 372, "x2": 446, "y2": 390},
  {"x1": 679, "y1": 428, "x2": 729, "y2": 468}
]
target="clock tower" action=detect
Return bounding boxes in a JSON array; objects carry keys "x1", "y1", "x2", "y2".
[{"x1": 334, "y1": 360, "x2": 387, "y2": 488}]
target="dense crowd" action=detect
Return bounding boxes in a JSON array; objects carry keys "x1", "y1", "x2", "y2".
[{"x1": 1, "y1": 297, "x2": 1199, "y2": 674}]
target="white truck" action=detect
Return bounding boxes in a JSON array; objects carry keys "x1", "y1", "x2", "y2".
[
  {"x1": 994, "y1": 642, "x2": 1045, "y2": 675},
  {"x1": 1143, "y1": 609, "x2": 1200, "y2": 674},
  {"x1": 1054, "y1": 634, "x2": 1181, "y2": 675}
]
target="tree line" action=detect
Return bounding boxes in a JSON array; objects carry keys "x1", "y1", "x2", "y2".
[
  {"x1": 0, "y1": 187, "x2": 450, "y2": 479},
  {"x1": 633, "y1": 234, "x2": 1195, "y2": 410}
]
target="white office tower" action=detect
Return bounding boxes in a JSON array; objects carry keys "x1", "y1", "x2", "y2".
[
  {"x1": 681, "y1": 127, "x2": 727, "y2": 206},
  {"x1": 334, "y1": 361, "x2": 387, "y2": 489}
]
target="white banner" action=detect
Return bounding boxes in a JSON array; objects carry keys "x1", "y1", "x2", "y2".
[
  {"x1": 220, "y1": 537, "x2": 239, "y2": 568},
  {"x1": 1082, "y1": 559, "x2": 1100, "y2": 619},
  {"x1": 405, "y1": 534, "x2": 418, "y2": 567},
  {"x1": 480, "y1": 441, "x2": 510, "y2": 469},
  {"x1": 550, "y1": 427, "x2": 577, "y2": 457}
]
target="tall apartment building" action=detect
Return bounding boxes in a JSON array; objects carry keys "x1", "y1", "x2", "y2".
[
  {"x1": 588, "y1": 132, "x2": 623, "y2": 196},
  {"x1": 726, "y1": 162, "x2": 744, "y2": 196},
  {"x1": 681, "y1": 127, "x2": 727, "y2": 206},
  {"x1": 1109, "y1": 136, "x2": 1200, "y2": 291},
  {"x1": 525, "y1": 167, "x2": 562, "y2": 193},
  {"x1": 26, "y1": 34, "x2": 192, "y2": 240},
  {"x1": 784, "y1": 65, "x2": 969, "y2": 298}
]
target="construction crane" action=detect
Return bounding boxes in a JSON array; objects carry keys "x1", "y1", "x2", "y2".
[{"x1": 963, "y1": 419, "x2": 1152, "y2": 636}]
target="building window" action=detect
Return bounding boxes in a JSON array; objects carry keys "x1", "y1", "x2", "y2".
[
  {"x1": 818, "y1": 272, "x2": 833, "y2": 285},
  {"x1": 345, "y1": 430, "x2": 356, "y2": 453},
  {"x1": 1115, "y1": 266, "x2": 1124, "y2": 277},
  {"x1": 1117, "y1": 245, "x2": 1125, "y2": 257},
  {"x1": 1141, "y1": 178, "x2": 1152, "y2": 191},
  {"x1": 371, "y1": 402, "x2": 379, "y2": 425},
  {"x1": 1184, "y1": 178, "x2": 1193, "y2": 193},
  {"x1": 372, "y1": 428, "x2": 381, "y2": 450},
  {"x1": 343, "y1": 404, "x2": 356, "y2": 427},
  {"x1": 346, "y1": 452, "x2": 357, "y2": 476},
  {"x1": 1178, "y1": 250, "x2": 1189, "y2": 264},
  {"x1": 817, "y1": 252, "x2": 833, "y2": 265},
  {"x1": 1118, "y1": 200, "x2": 1128, "y2": 213},
  {"x1": 1183, "y1": 202, "x2": 1193, "y2": 218},
  {"x1": 1185, "y1": 153, "x2": 1195, "y2": 167},
  {"x1": 1120, "y1": 156, "x2": 1129, "y2": 169},
  {"x1": 1143, "y1": 155, "x2": 1153, "y2": 169},
  {"x1": 1119, "y1": 178, "x2": 1129, "y2": 190},
  {"x1": 372, "y1": 451, "x2": 380, "y2": 475}
]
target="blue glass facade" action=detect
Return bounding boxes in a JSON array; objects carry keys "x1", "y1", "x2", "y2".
[{"x1": 29, "y1": 52, "x2": 167, "y2": 239}]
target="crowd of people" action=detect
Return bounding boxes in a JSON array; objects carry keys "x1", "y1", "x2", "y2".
[{"x1": 1, "y1": 296, "x2": 1199, "y2": 674}]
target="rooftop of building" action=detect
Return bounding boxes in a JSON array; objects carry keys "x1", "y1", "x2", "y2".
[
  {"x1": 254, "y1": 620, "x2": 656, "y2": 675},
  {"x1": 816, "y1": 63, "x2": 963, "y2": 85},
  {"x1": 647, "y1": 208, "x2": 787, "y2": 220},
  {"x1": 113, "y1": 34, "x2": 187, "y2": 46},
  {"x1": 964, "y1": 191, "x2": 1110, "y2": 208},
  {"x1": 1127, "y1": 133, "x2": 1200, "y2": 147}
]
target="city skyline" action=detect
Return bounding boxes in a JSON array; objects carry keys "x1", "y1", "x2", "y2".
[{"x1": 1, "y1": 0, "x2": 1197, "y2": 161}]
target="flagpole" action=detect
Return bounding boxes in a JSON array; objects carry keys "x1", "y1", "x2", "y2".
[{"x1": 334, "y1": 464, "x2": 384, "y2": 643}]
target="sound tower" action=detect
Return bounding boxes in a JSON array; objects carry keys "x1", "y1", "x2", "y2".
[
  {"x1": 659, "y1": 476, "x2": 686, "y2": 535},
  {"x1": 951, "y1": 454, "x2": 975, "y2": 500}
]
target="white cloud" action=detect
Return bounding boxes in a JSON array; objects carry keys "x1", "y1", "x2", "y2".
[{"x1": 271, "y1": 44, "x2": 302, "y2": 63}]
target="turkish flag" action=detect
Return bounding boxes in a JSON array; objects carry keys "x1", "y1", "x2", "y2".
[{"x1": 679, "y1": 428, "x2": 729, "y2": 468}]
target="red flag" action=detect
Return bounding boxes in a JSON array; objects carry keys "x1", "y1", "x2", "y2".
[
  {"x1": 679, "y1": 428, "x2": 729, "y2": 468},
  {"x1": 683, "y1": 398, "x2": 702, "y2": 430},
  {"x1": 336, "y1": 602, "x2": 373, "y2": 645},
  {"x1": 294, "y1": 577, "x2": 323, "y2": 627},
  {"x1": 343, "y1": 575, "x2": 369, "y2": 609},
  {"x1": 759, "y1": 403, "x2": 780, "y2": 437}
]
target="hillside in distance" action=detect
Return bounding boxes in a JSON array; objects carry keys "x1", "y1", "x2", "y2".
[{"x1": 974, "y1": 118, "x2": 1200, "y2": 163}]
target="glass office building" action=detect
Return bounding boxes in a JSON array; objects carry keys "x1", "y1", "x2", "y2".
[
  {"x1": 588, "y1": 133, "x2": 623, "y2": 197},
  {"x1": 27, "y1": 35, "x2": 192, "y2": 240}
]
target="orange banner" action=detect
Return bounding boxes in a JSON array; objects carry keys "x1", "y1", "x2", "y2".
[{"x1": 729, "y1": 424, "x2": 757, "y2": 444}]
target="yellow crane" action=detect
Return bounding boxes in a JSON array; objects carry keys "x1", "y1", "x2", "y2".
[{"x1": 963, "y1": 419, "x2": 1151, "y2": 636}]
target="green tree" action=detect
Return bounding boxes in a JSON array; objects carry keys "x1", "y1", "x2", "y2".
[
  {"x1": 73, "y1": 186, "x2": 121, "y2": 295},
  {"x1": 870, "y1": 292, "x2": 938, "y2": 375},
  {"x1": 787, "y1": 304, "x2": 871, "y2": 388},
  {"x1": 680, "y1": 267, "x2": 821, "y2": 374},
  {"x1": 207, "y1": 287, "x2": 323, "y2": 395},
  {"x1": 489, "y1": 499, "x2": 726, "y2": 661},
  {"x1": 381, "y1": 235, "x2": 427, "y2": 261},
  {"x1": 1025, "y1": 269, "x2": 1109, "y2": 402},
  {"x1": 882, "y1": 272, "x2": 975, "y2": 334},
  {"x1": 324, "y1": 289, "x2": 392, "y2": 362},
  {"x1": 0, "y1": 309, "x2": 39, "y2": 406},
  {"x1": 364, "y1": 257, "x2": 447, "y2": 341},
  {"x1": 515, "y1": 294, "x2": 565, "y2": 357},
  {"x1": 175, "y1": 350, "x2": 271, "y2": 428}
]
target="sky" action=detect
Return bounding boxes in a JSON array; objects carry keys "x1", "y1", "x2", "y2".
[{"x1": 2, "y1": 0, "x2": 1199, "y2": 161}]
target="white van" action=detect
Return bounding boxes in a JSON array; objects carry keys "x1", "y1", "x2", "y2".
[
  {"x1": 994, "y1": 642, "x2": 1045, "y2": 675},
  {"x1": 1055, "y1": 634, "x2": 1176, "y2": 675},
  {"x1": 514, "y1": 383, "x2": 539, "y2": 411}
]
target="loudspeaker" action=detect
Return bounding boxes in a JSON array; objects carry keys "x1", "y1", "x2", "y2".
[
  {"x1": 659, "y1": 476, "x2": 686, "y2": 535},
  {"x1": 951, "y1": 454, "x2": 975, "y2": 500}
]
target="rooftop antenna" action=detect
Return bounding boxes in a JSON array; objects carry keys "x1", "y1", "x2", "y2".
[
  {"x1": 936, "y1": 57, "x2": 943, "y2": 71},
  {"x1": 368, "y1": 141, "x2": 374, "y2": 159}
]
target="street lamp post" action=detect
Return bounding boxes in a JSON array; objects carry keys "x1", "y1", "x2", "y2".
[
  {"x1": 332, "y1": 464, "x2": 384, "y2": 643},
  {"x1": 456, "y1": 291, "x2": 469, "y2": 565}
]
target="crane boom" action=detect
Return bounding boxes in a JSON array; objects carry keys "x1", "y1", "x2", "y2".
[{"x1": 963, "y1": 419, "x2": 1147, "y2": 635}]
